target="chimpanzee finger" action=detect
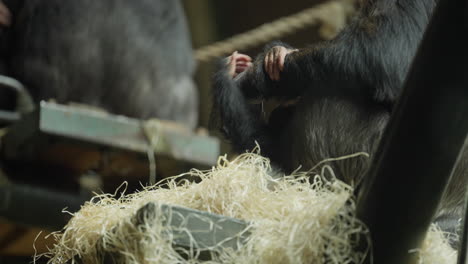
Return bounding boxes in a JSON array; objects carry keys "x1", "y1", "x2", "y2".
[
  {"x1": 235, "y1": 61, "x2": 250, "y2": 67},
  {"x1": 225, "y1": 55, "x2": 232, "y2": 66},
  {"x1": 242, "y1": 62, "x2": 253, "y2": 69},
  {"x1": 235, "y1": 54, "x2": 252, "y2": 62},
  {"x1": 235, "y1": 66, "x2": 249, "y2": 73},
  {"x1": 265, "y1": 52, "x2": 273, "y2": 80},
  {"x1": 0, "y1": 4, "x2": 10, "y2": 16},
  {"x1": 271, "y1": 48, "x2": 278, "y2": 81},
  {"x1": 0, "y1": 16, "x2": 7, "y2": 27},
  {"x1": 0, "y1": 4, "x2": 11, "y2": 26},
  {"x1": 274, "y1": 48, "x2": 281, "y2": 80},
  {"x1": 270, "y1": 50, "x2": 276, "y2": 80},
  {"x1": 275, "y1": 47, "x2": 285, "y2": 81},
  {"x1": 236, "y1": 66, "x2": 248, "y2": 74},
  {"x1": 264, "y1": 53, "x2": 269, "y2": 76},
  {"x1": 270, "y1": 51, "x2": 276, "y2": 80},
  {"x1": 265, "y1": 52, "x2": 271, "y2": 78},
  {"x1": 235, "y1": 61, "x2": 250, "y2": 69},
  {"x1": 226, "y1": 51, "x2": 237, "y2": 66},
  {"x1": 227, "y1": 52, "x2": 238, "y2": 77},
  {"x1": 278, "y1": 49, "x2": 286, "y2": 72},
  {"x1": 236, "y1": 64, "x2": 247, "y2": 70}
]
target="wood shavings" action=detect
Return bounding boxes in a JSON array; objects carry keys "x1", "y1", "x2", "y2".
[{"x1": 39, "y1": 153, "x2": 457, "y2": 264}]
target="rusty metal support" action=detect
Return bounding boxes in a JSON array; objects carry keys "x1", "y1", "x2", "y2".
[{"x1": 356, "y1": 0, "x2": 468, "y2": 263}]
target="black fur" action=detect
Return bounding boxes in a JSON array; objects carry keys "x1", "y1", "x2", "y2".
[
  {"x1": 211, "y1": 0, "x2": 467, "y2": 243},
  {"x1": 0, "y1": 0, "x2": 198, "y2": 128}
]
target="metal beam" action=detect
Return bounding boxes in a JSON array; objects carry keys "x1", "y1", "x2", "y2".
[
  {"x1": 134, "y1": 203, "x2": 250, "y2": 251},
  {"x1": 2, "y1": 101, "x2": 220, "y2": 166},
  {"x1": 458, "y1": 192, "x2": 468, "y2": 264},
  {"x1": 39, "y1": 102, "x2": 220, "y2": 165},
  {"x1": 95, "y1": 202, "x2": 250, "y2": 262},
  {"x1": 356, "y1": 0, "x2": 468, "y2": 263},
  {"x1": 0, "y1": 184, "x2": 86, "y2": 230}
]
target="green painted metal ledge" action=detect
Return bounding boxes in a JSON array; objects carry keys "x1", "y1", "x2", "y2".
[{"x1": 2, "y1": 101, "x2": 220, "y2": 167}]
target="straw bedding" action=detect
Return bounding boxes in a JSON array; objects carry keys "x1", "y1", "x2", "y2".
[{"x1": 39, "y1": 153, "x2": 457, "y2": 264}]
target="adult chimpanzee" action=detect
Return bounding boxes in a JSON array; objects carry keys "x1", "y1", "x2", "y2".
[
  {"x1": 211, "y1": 0, "x2": 467, "y2": 245},
  {"x1": 0, "y1": 0, "x2": 198, "y2": 128}
]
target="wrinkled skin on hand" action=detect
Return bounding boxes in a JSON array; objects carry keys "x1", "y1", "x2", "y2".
[
  {"x1": 264, "y1": 46, "x2": 298, "y2": 81},
  {"x1": 226, "y1": 51, "x2": 253, "y2": 79}
]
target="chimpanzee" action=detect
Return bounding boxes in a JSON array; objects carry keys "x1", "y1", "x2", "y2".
[
  {"x1": 0, "y1": 0, "x2": 198, "y2": 128},
  {"x1": 211, "y1": 0, "x2": 467, "y2": 245}
]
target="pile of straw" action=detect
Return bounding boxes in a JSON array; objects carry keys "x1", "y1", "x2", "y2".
[{"x1": 40, "y1": 153, "x2": 457, "y2": 264}]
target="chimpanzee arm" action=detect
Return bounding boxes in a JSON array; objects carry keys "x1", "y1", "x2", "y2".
[
  {"x1": 279, "y1": 30, "x2": 402, "y2": 105},
  {"x1": 255, "y1": 1, "x2": 437, "y2": 106},
  {"x1": 234, "y1": 41, "x2": 299, "y2": 100},
  {"x1": 212, "y1": 59, "x2": 274, "y2": 155},
  {"x1": 233, "y1": 40, "x2": 353, "y2": 100}
]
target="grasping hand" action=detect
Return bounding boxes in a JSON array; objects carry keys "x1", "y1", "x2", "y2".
[
  {"x1": 264, "y1": 46, "x2": 298, "y2": 81},
  {"x1": 226, "y1": 51, "x2": 252, "y2": 79},
  {"x1": 0, "y1": 1, "x2": 11, "y2": 27}
]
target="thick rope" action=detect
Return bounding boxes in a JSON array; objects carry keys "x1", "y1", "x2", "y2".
[{"x1": 194, "y1": 0, "x2": 353, "y2": 63}]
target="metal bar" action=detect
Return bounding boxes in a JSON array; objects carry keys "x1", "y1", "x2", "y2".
[
  {"x1": 0, "y1": 75, "x2": 35, "y2": 114},
  {"x1": 458, "y1": 192, "x2": 468, "y2": 264},
  {"x1": 97, "y1": 202, "x2": 250, "y2": 262},
  {"x1": 0, "y1": 75, "x2": 34, "y2": 124},
  {"x1": 356, "y1": 0, "x2": 468, "y2": 263},
  {"x1": 0, "y1": 110, "x2": 20, "y2": 124},
  {"x1": 39, "y1": 102, "x2": 220, "y2": 166},
  {"x1": 2, "y1": 101, "x2": 220, "y2": 168},
  {"x1": 134, "y1": 203, "x2": 250, "y2": 251},
  {"x1": 0, "y1": 184, "x2": 86, "y2": 230}
]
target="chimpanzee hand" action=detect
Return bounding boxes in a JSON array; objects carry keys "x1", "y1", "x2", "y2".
[
  {"x1": 264, "y1": 46, "x2": 298, "y2": 81},
  {"x1": 226, "y1": 51, "x2": 252, "y2": 79},
  {"x1": 0, "y1": 1, "x2": 11, "y2": 27}
]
